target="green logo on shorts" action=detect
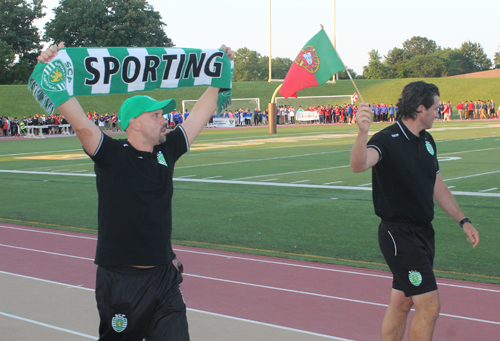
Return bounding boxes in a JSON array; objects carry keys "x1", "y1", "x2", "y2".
[
  {"x1": 425, "y1": 141, "x2": 434, "y2": 155},
  {"x1": 408, "y1": 270, "x2": 423, "y2": 286},
  {"x1": 112, "y1": 314, "x2": 128, "y2": 333}
]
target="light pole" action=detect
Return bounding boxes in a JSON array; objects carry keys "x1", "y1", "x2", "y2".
[{"x1": 268, "y1": 0, "x2": 272, "y2": 82}]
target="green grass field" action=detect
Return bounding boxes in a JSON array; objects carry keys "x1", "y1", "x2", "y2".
[
  {"x1": 2, "y1": 76, "x2": 500, "y2": 117},
  {"x1": 1, "y1": 120, "x2": 499, "y2": 284}
]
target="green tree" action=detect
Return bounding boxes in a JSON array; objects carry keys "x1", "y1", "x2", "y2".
[
  {"x1": 401, "y1": 55, "x2": 446, "y2": 78},
  {"x1": 337, "y1": 67, "x2": 357, "y2": 80},
  {"x1": 431, "y1": 48, "x2": 463, "y2": 76},
  {"x1": 493, "y1": 46, "x2": 500, "y2": 69},
  {"x1": 402, "y1": 36, "x2": 439, "y2": 57},
  {"x1": 233, "y1": 48, "x2": 267, "y2": 81},
  {"x1": 270, "y1": 57, "x2": 293, "y2": 80},
  {"x1": 44, "y1": 0, "x2": 173, "y2": 47},
  {"x1": 384, "y1": 47, "x2": 407, "y2": 78},
  {"x1": 362, "y1": 49, "x2": 390, "y2": 79},
  {"x1": 458, "y1": 41, "x2": 492, "y2": 73},
  {"x1": 0, "y1": 41, "x2": 16, "y2": 82},
  {"x1": 0, "y1": 0, "x2": 45, "y2": 84}
]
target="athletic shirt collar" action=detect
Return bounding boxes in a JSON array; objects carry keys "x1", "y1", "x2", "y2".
[{"x1": 396, "y1": 118, "x2": 425, "y2": 141}]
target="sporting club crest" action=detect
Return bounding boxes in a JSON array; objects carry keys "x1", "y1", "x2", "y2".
[
  {"x1": 425, "y1": 141, "x2": 435, "y2": 155},
  {"x1": 294, "y1": 45, "x2": 320, "y2": 73},
  {"x1": 41, "y1": 60, "x2": 68, "y2": 92},
  {"x1": 408, "y1": 270, "x2": 423, "y2": 287},
  {"x1": 111, "y1": 314, "x2": 128, "y2": 333}
]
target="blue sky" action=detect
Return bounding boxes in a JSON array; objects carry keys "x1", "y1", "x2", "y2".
[{"x1": 35, "y1": 0, "x2": 499, "y2": 75}]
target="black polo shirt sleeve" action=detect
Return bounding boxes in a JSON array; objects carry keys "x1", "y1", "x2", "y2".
[
  {"x1": 85, "y1": 132, "x2": 119, "y2": 167},
  {"x1": 161, "y1": 125, "x2": 189, "y2": 164}
]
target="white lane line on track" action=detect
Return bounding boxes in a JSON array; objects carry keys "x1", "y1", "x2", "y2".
[
  {"x1": 0, "y1": 311, "x2": 97, "y2": 340},
  {"x1": 174, "y1": 248, "x2": 500, "y2": 293},
  {"x1": 0, "y1": 271, "x2": 349, "y2": 341},
  {"x1": 187, "y1": 308, "x2": 353, "y2": 341},
  {"x1": 0, "y1": 244, "x2": 94, "y2": 261},
  {"x1": 2, "y1": 225, "x2": 499, "y2": 293},
  {"x1": 3, "y1": 269, "x2": 500, "y2": 328},
  {"x1": 185, "y1": 274, "x2": 500, "y2": 326},
  {"x1": 0, "y1": 225, "x2": 97, "y2": 240}
]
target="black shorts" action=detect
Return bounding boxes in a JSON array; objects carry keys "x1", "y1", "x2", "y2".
[
  {"x1": 378, "y1": 221, "x2": 437, "y2": 297},
  {"x1": 95, "y1": 263, "x2": 189, "y2": 340}
]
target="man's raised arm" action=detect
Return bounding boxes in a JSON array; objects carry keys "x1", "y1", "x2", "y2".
[
  {"x1": 350, "y1": 102, "x2": 379, "y2": 173},
  {"x1": 181, "y1": 45, "x2": 234, "y2": 145},
  {"x1": 37, "y1": 43, "x2": 102, "y2": 155}
]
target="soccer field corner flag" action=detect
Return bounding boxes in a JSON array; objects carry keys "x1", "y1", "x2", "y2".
[
  {"x1": 351, "y1": 92, "x2": 358, "y2": 102},
  {"x1": 279, "y1": 29, "x2": 345, "y2": 98}
]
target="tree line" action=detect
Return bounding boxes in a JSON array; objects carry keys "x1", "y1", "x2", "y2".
[
  {"x1": 1, "y1": 0, "x2": 499, "y2": 85},
  {"x1": 363, "y1": 36, "x2": 499, "y2": 79}
]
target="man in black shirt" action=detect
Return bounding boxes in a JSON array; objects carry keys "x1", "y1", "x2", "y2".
[
  {"x1": 350, "y1": 81, "x2": 479, "y2": 341},
  {"x1": 38, "y1": 43, "x2": 235, "y2": 341}
]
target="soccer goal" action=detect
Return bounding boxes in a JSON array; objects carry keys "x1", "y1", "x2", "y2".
[
  {"x1": 182, "y1": 98, "x2": 261, "y2": 113},
  {"x1": 275, "y1": 95, "x2": 353, "y2": 109}
]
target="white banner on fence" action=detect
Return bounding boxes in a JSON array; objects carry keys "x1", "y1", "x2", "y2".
[
  {"x1": 296, "y1": 110, "x2": 319, "y2": 121},
  {"x1": 213, "y1": 118, "x2": 236, "y2": 128}
]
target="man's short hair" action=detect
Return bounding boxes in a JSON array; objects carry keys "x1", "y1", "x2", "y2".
[{"x1": 396, "y1": 81, "x2": 440, "y2": 120}]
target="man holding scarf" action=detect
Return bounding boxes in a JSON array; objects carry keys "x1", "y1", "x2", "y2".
[{"x1": 36, "y1": 42, "x2": 234, "y2": 341}]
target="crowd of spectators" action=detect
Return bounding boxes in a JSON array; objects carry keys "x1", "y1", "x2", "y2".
[
  {"x1": 1, "y1": 114, "x2": 70, "y2": 137},
  {"x1": 0, "y1": 111, "x2": 121, "y2": 137},
  {"x1": 3, "y1": 99, "x2": 497, "y2": 137},
  {"x1": 209, "y1": 108, "x2": 269, "y2": 126},
  {"x1": 86, "y1": 111, "x2": 119, "y2": 131},
  {"x1": 455, "y1": 100, "x2": 498, "y2": 120},
  {"x1": 275, "y1": 103, "x2": 359, "y2": 125}
]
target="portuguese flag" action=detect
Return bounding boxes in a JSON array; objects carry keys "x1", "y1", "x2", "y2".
[{"x1": 279, "y1": 29, "x2": 345, "y2": 98}]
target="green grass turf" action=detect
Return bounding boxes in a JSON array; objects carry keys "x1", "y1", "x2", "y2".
[
  {"x1": 1, "y1": 120, "x2": 499, "y2": 284},
  {"x1": 3, "y1": 76, "x2": 500, "y2": 117}
]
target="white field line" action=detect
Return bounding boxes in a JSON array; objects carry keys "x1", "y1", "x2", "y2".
[{"x1": 1, "y1": 169, "x2": 499, "y2": 197}]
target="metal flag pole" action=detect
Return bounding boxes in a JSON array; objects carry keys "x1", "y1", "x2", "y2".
[{"x1": 320, "y1": 24, "x2": 365, "y2": 103}]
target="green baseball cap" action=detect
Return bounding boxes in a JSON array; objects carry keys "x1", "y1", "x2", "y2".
[{"x1": 118, "y1": 95, "x2": 177, "y2": 131}]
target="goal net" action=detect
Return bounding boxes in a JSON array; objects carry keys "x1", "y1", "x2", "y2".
[
  {"x1": 182, "y1": 98, "x2": 261, "y2": 113},
  {"x1": 275, "y1": 95, "x2": 353, "y2": 109}
]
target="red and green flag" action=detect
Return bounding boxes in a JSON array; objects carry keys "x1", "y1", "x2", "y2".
[{"x1": 279, "y1": 29, "x2": 345, "y2": 98}]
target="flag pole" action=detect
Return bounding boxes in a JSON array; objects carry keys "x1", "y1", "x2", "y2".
[{"x1": 320, "y1": 24, "x2": 365, "y2": 103}]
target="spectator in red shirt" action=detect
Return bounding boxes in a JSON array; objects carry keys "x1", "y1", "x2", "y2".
[{"x1": 457, "y1": 102, "x2": 463, "y2": 120}]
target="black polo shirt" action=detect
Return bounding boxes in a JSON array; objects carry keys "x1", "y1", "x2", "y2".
[
  {"x1": 367, "y1": 119, "x2": 439, "y2": 225},
  {"x1": 88, "y1": 126, "x2": 189, "y2": 266}
]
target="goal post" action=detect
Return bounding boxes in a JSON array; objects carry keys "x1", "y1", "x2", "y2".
[
  {"x1": 181, "y1": 98, "x2": 261, "y2": 128},
  {"x1": 274, "y1": 95, "x2": 353, "y2": 109},
  {"x1": 182, "y1": 98, "x2": 261, "y2": 113}
]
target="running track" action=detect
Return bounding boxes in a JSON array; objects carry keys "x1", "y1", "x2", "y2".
[{"x1": 1, "y1": 223, "x2": 500, "y2": 340}]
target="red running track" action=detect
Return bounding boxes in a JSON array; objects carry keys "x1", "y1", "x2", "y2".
[{"x1": 1, "y1": 223, "x2": 499, "y2": 340}]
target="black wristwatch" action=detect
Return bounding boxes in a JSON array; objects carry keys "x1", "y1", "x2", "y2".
[{"x1": 459, "y1": 217, "x2": 471, "y2": 228}]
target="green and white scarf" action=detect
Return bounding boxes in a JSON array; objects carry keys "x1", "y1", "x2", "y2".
[{"x1": 29, "y1": 47, "x2": 233, "y2": 114}]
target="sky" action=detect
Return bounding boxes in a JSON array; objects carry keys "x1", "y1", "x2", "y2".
[{"x1": 34, "y1": 0, "x2": 500, "y2": 76}]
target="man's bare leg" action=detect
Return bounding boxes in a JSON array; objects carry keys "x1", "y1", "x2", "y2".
[
  {"x1": 409, "y1": 290, "x2": 440, "y2": 341},
  {"x1": 382, "y1": 289, "x2": 413, "y2": 341}
]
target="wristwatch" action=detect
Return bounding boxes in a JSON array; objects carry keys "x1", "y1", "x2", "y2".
[{"x1": 459, "y1": 217, "x2": 471, "y2": 228}]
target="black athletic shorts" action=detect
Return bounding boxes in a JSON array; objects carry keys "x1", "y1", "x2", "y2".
[
  {"x1": 378, "y1": 220, "x2": 438, "y2": 297},
  {"x1": 95, "y1": 263, "x2": 189, "y2": 340}
]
